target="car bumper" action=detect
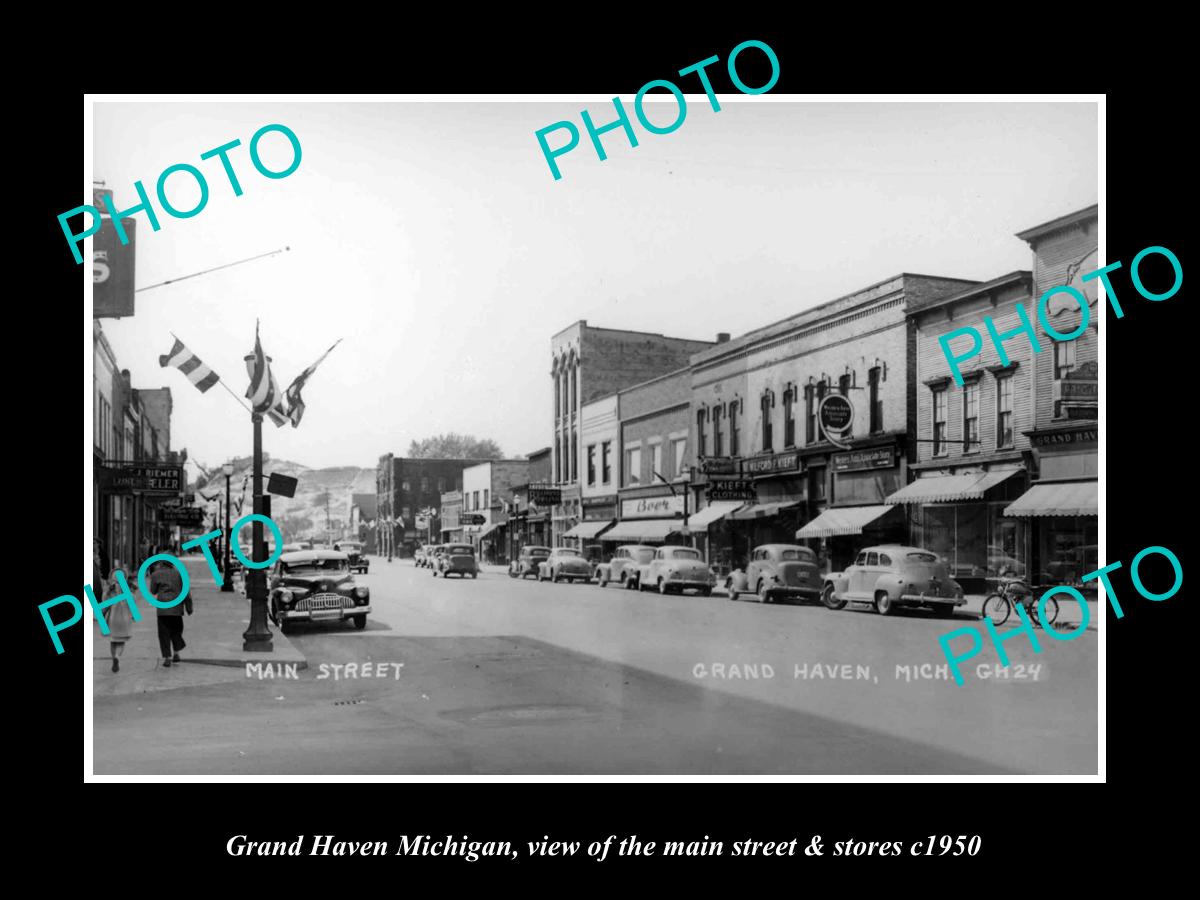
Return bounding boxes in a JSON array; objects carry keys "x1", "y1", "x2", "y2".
[
  {"x1": 899, "y1": 593, "x2": 965, "y2": 606},
  {"x1": 767, "y1": 584, "x2": 821, "y2": 598},
  {"x1": 279, "y1": 605, "x2": 371, "y2": 621},
  {"x1": 668, "y1": 578, "x2": 716, "y2": 590}
]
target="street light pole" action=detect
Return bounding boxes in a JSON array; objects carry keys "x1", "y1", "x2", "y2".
[
  {"x1": 241, "y1": 412, "x2": 273, "y2": 652},
  {"x1": 221, "y1": 462, "x2": 234, "y2": 592}
]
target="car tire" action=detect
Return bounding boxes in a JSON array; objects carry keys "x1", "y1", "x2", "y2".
[
  {"x1": 352, "y1": 615, "x2": 366, "y2": 630},
  {"x1": 472, "y1": 573, "x2": 478, "y2": 579},
  {"x1": 875, "y1": 590, "x2": 895, "y2": 616},
  {"x1": 658, "y1": 578, "x2": 669, "y2": 595},
  {"x1": 279, "y1": 619, "x2": 293, "y2": 635},
  {"x1": 729, "y1": 587, "x2": 739, "y2": 601},
  {"x1": 757, "y1": 580, "x2": 771, "y2": 603},
  {"x1": 701, "y1": 587, "x2": 712, "y2": 597},
  {"x1": 599, "y1": 575, "x2": 608, "y2": 588},
  {"x1": 821, "y1": 583, "x2": 847, "y2": 610},
  {"x1": 508, "y1": 569, "x2": 517, "y2": 579}
]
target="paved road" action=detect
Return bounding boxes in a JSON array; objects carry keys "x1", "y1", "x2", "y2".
[{"x1": 94, "y1": 557, "x2": 1096, "y2": 774}]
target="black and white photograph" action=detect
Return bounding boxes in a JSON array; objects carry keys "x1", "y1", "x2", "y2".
[{"x1": 84, "y1": 94, "x2": 1101, "y2": 776}]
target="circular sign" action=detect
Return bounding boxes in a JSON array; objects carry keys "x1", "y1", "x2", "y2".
[{"x1": 818, "y1": 393, "x2": 854, "y2": 435}]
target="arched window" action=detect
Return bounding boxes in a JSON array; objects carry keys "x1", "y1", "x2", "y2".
[{"x1": 761, "y1": 390, "x2": 774, "y2": 451}]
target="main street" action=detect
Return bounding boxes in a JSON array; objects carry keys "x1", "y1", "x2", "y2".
[{"x1": 94, "y1": 557, "x2": 1096, "y2": 775}]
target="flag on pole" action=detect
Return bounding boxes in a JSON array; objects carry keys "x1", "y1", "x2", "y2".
[
  {"x1": 284, "y1": 339, "x2": 342, "y2": 427},
  {"x1": 159, "y1": 338, "x2": 219, "y2": 393},
  {"x1": 244, "y1": 322, "x2": 289, "y2": 427}
]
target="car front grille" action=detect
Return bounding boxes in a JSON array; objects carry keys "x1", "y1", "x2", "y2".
[{"x1": 296, "y1": 593, "x2": 350, "y2": 611}]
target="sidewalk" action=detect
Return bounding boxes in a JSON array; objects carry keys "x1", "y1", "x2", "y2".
[{"x1": 93, "y1": 557, "x2": 306, "y2": 697}]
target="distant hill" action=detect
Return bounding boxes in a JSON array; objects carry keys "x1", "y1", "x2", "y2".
[{"x1": 193, "y1": 455, "x2": 374, "y2": 543}]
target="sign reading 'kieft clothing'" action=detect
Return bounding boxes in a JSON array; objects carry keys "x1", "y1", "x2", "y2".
[{"x1": 101, "y1": 463, "x2": 184, "y2": 494}]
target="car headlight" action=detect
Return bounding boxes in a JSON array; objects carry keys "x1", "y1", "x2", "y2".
[
  {"x1": 354, "y1": 586, "x2": 369, "y2": 600},
  {"x1": 277, "y1": 589, "x2": 294, "y2": 607}
]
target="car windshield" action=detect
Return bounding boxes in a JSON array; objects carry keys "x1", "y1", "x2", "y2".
[
  {"x1": 779, "y1": 549, "x2": 813, "y2": 561},
  {"x1": 283, "y1": 559, "x2": 346, "y2": 574},
  {"x1": 633, "y1": 549, "x2": 656, "y2": 563},
  {"x1": 447, "y1": 545, "x2": 474, "y2": 554},
  {"x1": 665, "y1": 548, "x2": 701, "y2": 560},
  {"x1": 555, "y1": 549, "x2": 582, "y2": 557},
  {"x1": 528, "y1": 549, "x2": 549, "y2": 557}
]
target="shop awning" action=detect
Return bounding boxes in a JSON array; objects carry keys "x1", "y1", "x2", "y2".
[
  {"x1": 796, "y1": 505, "x2": 898, "y2": 539},
  {"x1": 562, "y1": 519, "x2": 614, "y2": 540},
  {"x1": 478, "y1": 521, "x2": 504, "y2": 540},
  {"x1": 729, "y1": 500, "x2": 802, "y2": 521},
  {"x1": 602, "y1": 518, "x2": 684, "y2": 543},
  {"x1": 1003, "y1": 480, "x2": 1097, "y2": 517},
  {"x1": 885, "y1": 469, "x2": 1021, "y2": 504},
  {"x1": 686, "y1": 501, "x2": 746, "y2": 529}
]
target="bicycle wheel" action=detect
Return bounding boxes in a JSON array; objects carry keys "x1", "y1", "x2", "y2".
[
  {"x1": 981, "y1": 593, "x2": 1012, "y2": 626},
  {"x1": 1039, "y1": 596, "x2": 1061, "y2": 627}
]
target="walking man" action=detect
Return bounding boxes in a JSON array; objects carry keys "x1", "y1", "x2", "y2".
[{"x1": 149, "y1": 559, "x2": 193, "y2": 667}]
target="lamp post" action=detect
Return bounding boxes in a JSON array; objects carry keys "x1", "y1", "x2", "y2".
[
  {"x1": 653, "y1": 467, "x2": 692, "y2": 545},
  {"x1": 221, "y1": 462, "x2": 234, "y2": 592}
]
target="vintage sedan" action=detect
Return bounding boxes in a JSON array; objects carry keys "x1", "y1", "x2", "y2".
[
  {"x1": 333, "y1": 540, "x2": 369, "y2": 574},
  {"x1": 637, "y1": 546, "x2": 716, "y2": 596},
  {"x1": 822, "y1": 545, "x2": 965, "y2": 616},
  {"x1": 596, "y1": 544, "x2": 657, "y2": 589},
  {"x1": 509, "y1": 545, "x2": 551, "y2": 579},
  {"x1": 435, "y1": 543, "x2": 479, "y2": 578},
  {"x1": 742, "y1": 544, "x2": 823, "y2": 604},
  {"x1": 537, "y1": 547, "x2": 593, "y2": 583},
  {"x1": 268, "y1": 550, "x2": 370, "y2": 632}
]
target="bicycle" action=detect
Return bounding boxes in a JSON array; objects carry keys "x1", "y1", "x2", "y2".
[{"x1": 981, "y1": 578, "x2": 1059, "y2": 628}]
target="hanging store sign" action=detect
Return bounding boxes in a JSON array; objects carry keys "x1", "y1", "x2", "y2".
[
  {"x1": 100, "y1": 463, "x2": 184, "y2": 494},
  {"x1": 621, "y1": 494, "x2": 685, "y2": 519},
  {"x1": 743, "y1": 450, "x2": 800, "y2": 476},
  {"x1": 159, "y1": 507, "x2": 205, "y2": 526},
  {"x1": 831, "y1": 447, "x2": 895, "y2": 473},
  {"x1": 707, "y1": 482, "x2": 756, "y2": 502},
  {"x1": 527, "y1": 483, "x2": 562, "y2": 506},
  {"x1": 700, "y1": 457, "x2": 740, "y2": 476}
]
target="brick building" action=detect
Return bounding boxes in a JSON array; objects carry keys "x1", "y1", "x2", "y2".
[
  {"x1": 549, "y1": 321, "x2": 716, "y2": 544},
  {"x1": 1003, "y1": 205, "x2": 1098, "y2": 591},
  {"x1": 508, "y1": 447, "x2": 552, "y2": 553},
  {"x1": 690, "y1": 274, "x2": 977, "y2": 573},
  {"x1": 886, "y1": 272, "x2": 1035, "y2": 591},
  {"x1": 603, "y1": 368, "x2": 692, "y2": 547},
  {"x1": 376, "y1": 455, "x2": 491, "y2": 558},
  {"x1": 461, "y1": 459, "x2": 532, "y2": 563}
]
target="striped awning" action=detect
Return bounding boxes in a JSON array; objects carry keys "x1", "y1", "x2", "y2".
[
  {"x1": 478, "y1": 521, "x2": 504, "y2": 540},
  {"x1": 1003, "y1": 481, "x2": 1097, "y2": 517},
  {"x1": 686, "y1": 501, "x2": 746, "y2": 529},
  {"x1": 729, "y1": 500, "x2": 802, "y2": 521},
  {"x1": 602, "y1": 518, "x2": 684, "y2": 543},
  {"x1": 562, "y1": 519, "x2": 614, "y2": 539},
  {"x1": 796, "y1": 505, "x2": 898, "y2": 538},
  {"x1": 885, "y1": 469, "x2": 1021, "y2": 504}
]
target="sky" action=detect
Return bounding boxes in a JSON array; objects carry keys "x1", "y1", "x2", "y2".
[{"x1": 93, "y1": 99, "x2": 1098, "y2": 472}]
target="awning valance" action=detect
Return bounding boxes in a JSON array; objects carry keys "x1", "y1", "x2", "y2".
[
  {"x1": 562, "y1": 519, "x2": 614, "y2": 539},
  {"x1": 796, "y1": 504, "x2": 898, "y2": 538},
  {"x1": 478, "y1": 521, "x2": 504, "y2": 540},
  {"x1": 686, "y1": 501, "x2": 746, "y2": 529},
  {"x1": 729, "y1": 500, "x2": 801, "y2": 521},
  {"x1": 1003, "y1": 480, "x2": 1097, "y2": 517},
  {"x1": 602, "y1": 518, "x2": 684, "y2": 543},
  {"x1": 885, "y1": 469, "x2": 1021, "y2": 504}
]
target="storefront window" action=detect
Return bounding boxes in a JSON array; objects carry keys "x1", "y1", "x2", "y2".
[
  {"x1": 1036, "y1": 518, "x2": 1098, "y2": 589},
  {"x1": 914, "y1": 503, "x2": 1027, "y2": 581}
]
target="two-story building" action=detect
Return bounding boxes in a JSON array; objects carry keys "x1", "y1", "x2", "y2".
[
  {"x1": 507, "y1": 447, "x2": 552, "y2": 553},
  {"x1": 885, "y1": 271, "x2": 1036, "y2": 591},
  {"x1": 1002, "y1": 205, "x2": 1099, "y2": 589},
  {"x1": 563, "y1": 394, "x2": 619, "y2": 546},
  {"x1": 461, "y1": 459, "x2": 533, "y2": 563}
]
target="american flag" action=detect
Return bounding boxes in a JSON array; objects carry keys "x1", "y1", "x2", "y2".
[
  {"x1": 284, "y1": 338, "x2": 342, "y2": 427},
  {"x1": 159, "y1": 337, "x2": 219, "y2": 393},
  {"x1": 244, "y1": 322, "x2": 289, "y2": 427}
]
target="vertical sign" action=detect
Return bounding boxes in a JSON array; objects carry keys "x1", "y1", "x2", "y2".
[{"x1": 93, "y1": 187, "x2": 136, "y2": 319}]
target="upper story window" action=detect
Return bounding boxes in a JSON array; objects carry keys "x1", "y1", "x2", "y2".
[
  {"x1": 651, "y1": 443, "x2": 662, "y2": 480},
  {"x1": 672, "y1": 438, "x2": 686, "y2": 477},
  {"x1": 1054, "y1": 339, "x2": 1077, "y2": 379},
  {"x1": 729, "y1": 400, "x2": 740, "y2": 456},
  {"x1": 962, "y1": 381, "x2": 980, "y2": 453},
  {"x1": 760, "y1": 390, "x2": 774, "y2": 452},
  {"x1": 569, "y1": 364, "x2": 577, "y2": 413},
  {"x1": 712, "y1": 406, "x2": 723, "y2": 457},
  {"x1": 696, "y1": 407, "x2": 707, "y2": 457},
  {"x1": 932, "y1": 388, "x2": 948, "y2": 457},
  {"x1": 838, "y1": 373, "x2": 852, "y2": 396},
  {"x1": 783, "y1": 385, "x2": 796, "y2": 448},
  {"x1": 868, "y1": 366, "x2": 882, "y2": 434},
  {"x1": 554, "y1": 367, "x2": 561, "y2": 418},
  {"x1": 626, "y1": 446, "x2": 642, "y2": 486},
  {"x1": 601, "y1": 441, "x2": 612, "y2": 484},
  {"x1": 997, "y1": 375, "x2": 1014, "y2": 448},
  {"x1": 804, "y1": 384, "x2": 816, "y2": 444},
  {"x1": 587, "y1": 444, "x2": 596, "y2": 486}
]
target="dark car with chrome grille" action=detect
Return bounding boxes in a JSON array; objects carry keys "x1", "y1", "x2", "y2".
[
  {"x1": 268, "y1": 550, "x2": 371, "y2": 632},
  {"x1": 333, "y1": 540, "x2": 369, "y2": 574}
]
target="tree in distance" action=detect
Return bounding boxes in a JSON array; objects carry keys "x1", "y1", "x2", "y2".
[{"x1": 407, "y1": 433, "x2": 504, "y2": 459}]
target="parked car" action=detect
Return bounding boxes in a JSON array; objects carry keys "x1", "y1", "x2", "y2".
[
  {"x1": 333, "y1": 540, "x2": 369, "y2": 574},
  {"x1": 538, "y1": 547, "x2": 593, "y2": 583},
  {"x1": 509, "y1": 545, "x2": 551, "y2": 579},
  {"x1": 636, "y1": 546, "x2": 715, "y2": 595},
  {"x1": 268, "y1": 549, "x2": 370, "y2": 632},
  {"x1": 596, "y1": 544, "x2": 657, "y2": 588},
  {"x1": 741, "y1": 544, "x2": 823, "y2": 603},
  {"x1": 581, "y1": 543, "x2": 605, "y2": 580},
  {"x1": 435, "y1": 543, "x2": 479, "y2": 578},
  {"x1": 822, "y1": 545, "x2": 965, "y2": 616}
]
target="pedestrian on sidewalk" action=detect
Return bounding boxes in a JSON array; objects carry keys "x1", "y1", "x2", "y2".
[
  {"x1": 103, "y1": 561, "x2": 135, "y2": 673},
  {"x1": 149, "y1": 559, "x2": 192, "y2": 667}
]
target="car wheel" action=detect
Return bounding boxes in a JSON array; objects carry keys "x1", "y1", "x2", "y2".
[
  {"x1": 472, "y1": 573, "x2": 478, "y2": 579},
  {"x1": 757, "y1": 580, "x2": 771, "y2": 603},
  {"x1": 599, "y1": 575, "x2": 608, "y2": 587},
  {"x1": 552, "y1": 570, "x2": 561, "y2": 583},
  {"x1": 821, "y1": 583, "x2": 847, "y2": 610},
  {"x1": 658, "y1": 578, "x2": 669, "y2": 595},
  {"x1": 701, "y1": 587, "x2": 712, "y2": 597},
  {"x1": 508, "y1": 569, "x2": 517, "y2": 579},
  {"x1": 352, "y1": 614, "x2": 366, "y2": 630},
  {"x1": 729, "y1": 587, "x2": 739, "y2": 601},
  {"x1": 279, "y1": 618, "x2": 293, "y2": 635},
  {"x1": 875, "y1": 590, "x2": 895, "y2": 616}
]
